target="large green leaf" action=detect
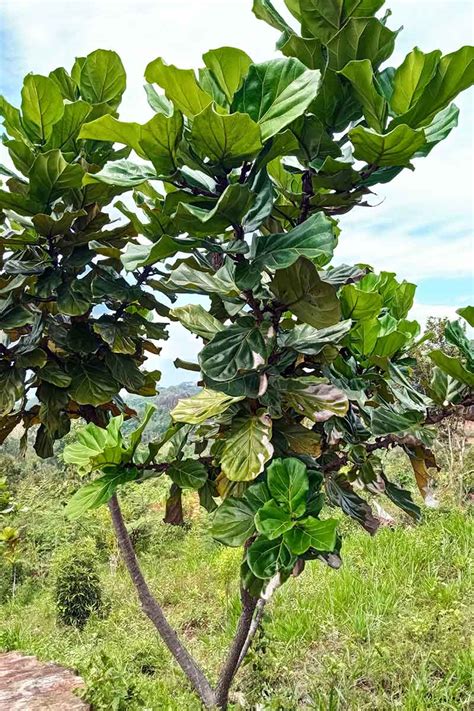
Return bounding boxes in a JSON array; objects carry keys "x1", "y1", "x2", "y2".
[
  {"x1": 252, "y1": 0, "x2": 293, "y2": 34},
  {"x1": 87, "y1": 159, "x2": 156, "y2": 187},
  {"x1": 428, "y1": 367, "x2": 466, "y2": 406},
  {"x1": 232, "y1": 58, "x2": 320, "y2": 141},
  {"x1": 165, "y1": 261, "x2": 240, "y2": 297},
  {"x1": 370, "y1": 406, "x2": 424, "y2": 435},
  {"x1": 65, "y1": 466, "x2": 136, "y2": 520},
  {"x1": 255, "y1": 500, "x2": 295, "y2": 539},
  {"x1": 170, "y1": 304, "x2": 224, "y2": 340},
  {"x1": 327, "y1": 17, "x2": 398, "y2": 71},
  {"x1": 121, "y1": 235, "x2": 181, "y2": 271},
  {"x1": 45, "y1": 100, "x2": 92, "y2": 151},
  {"x1": 391, "y1": 46, "x2": 474, "y2": 128},
  {"x1": 339, "y1": 59, "x2": 387, "y2": 132},
  {"x1": 190, "y1": 104, "x2": 262, "y2": 168},
  {"x1": 175, "y1": 184, "x2": 254, "y2": 235},
  {"x1": 139, "y1": 111, "x2": 183, "y2": 174},
  {"x1": 416, "y1": 104, "x2": 459, "y2": 157},
  {"x1": 349, "y1": 124, "x2": 425, "y2": 166},
  {"x1": 271, "y1": 257, "x2": 341, "y2": 328},
  {"x1": 21, "y1": 74, "x2": 64, "y2": 142},
  {"x1": 283, "y1": 378, "x2": 349, "y2": 422},
  {"x1": 80, "y1": 111, "x2": 183, "y2": 175},
  {"x1": 145, "y1": 57, "x2": 212, "y2": 116},
  {"x1": 267, "y1": 457, "x2": 309, "y2": 517},
  {"x1": 57, "y1": 280, "x2": 91, "y2": 316},
  {"x1": 67, "y1": 361, "x2": 120, "y2": 405},
  {"x1": 199, "y1": 317, "x2": 271, "y2": 382},
  {"x1": 298, "y1": 0, "x2": 385, "y2": 43},
  {"x1": 168, "y1": 459, "x2": 208, "y2": 489},
  {"x1": 104, "y1": 352, "x2": 145, "y2": 393},
  {"x1": 79, "y1": 115, "x2": 144, "y2": 155},
  {"x1": 29, "y1": 150, "x2": 84, "y2": 208},
  {"x1": 253, "y1": 212, "x2": 336, "y2": 270},
  {"x1": 457, "y1": 305, "x2": 474, "y2": 327},
  {"x1": 445, "y1": 320, "x2": 474, "y2": 365},
  {"x1": 220, "y1": 413, "x2": 274, "y2": 482},
  {"x1": 247, "y1": 535, "x2": 294, "y2": 579},
  {"x1": 340, "y1": 284, "x2": 382, "y2": 320},
  {"x1": 63, "y1": 417, "x2": 124, "y2": 471},
  {"x1": 202, "y1": 47, "x2": 252, "y2": 104},
  {"x1": 282, "y1": 320, "x2": 352, "y2": 354},
  {"x1": 211, "y1": 496, "x2": 256, "y2": 547},
  {"x1": 326, "y1": 476, "x2": 379, "y2": 534},
  {"x1": 78, "y1": 50, "x2": 126, "y2": 104},
  {"x1": 284, "y1": 517, "x2": 337, "y2": 555},
  {"x1": 0, "y1": 368, "x2": 24, "y2": 416},
  {"x1": 429, "y1": 350, "x2": 474, "y2": 388},
  {"x1": 171, "y1": 389, "x2": 244, "y2": 424},
  {"x1": 391, "y1": 47, "x2": 441, "y2": 115}
]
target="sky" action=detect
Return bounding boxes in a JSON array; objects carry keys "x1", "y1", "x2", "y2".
[{"x1": 0, "y1": 0, "x2": 473, "y2": 384}]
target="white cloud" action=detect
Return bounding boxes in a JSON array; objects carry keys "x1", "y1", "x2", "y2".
[
  {"x1": 410, "y1": 301, "x2": 462, "y2": 325},
  {"x1": 336, "y1": 216, "x2": 473, "y2": 281}
]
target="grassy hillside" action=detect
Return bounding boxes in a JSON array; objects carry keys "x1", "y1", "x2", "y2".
[{"x1": 0, "y1": 386, "x2": 472, "y2": 709}]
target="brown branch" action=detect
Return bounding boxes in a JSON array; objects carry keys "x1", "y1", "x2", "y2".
[
  {"x1": 297, "y1": 170, "x2": 314, "y2": 224},
  {"x1": 215, "y1": 587, "x2": 258, "y2": 709},
  {"x1": 323, "y1": 396, "x2": 474, "y2": 474},
  {"x1": 108, "y1": 494, "x2": 216, "y2": 708}
]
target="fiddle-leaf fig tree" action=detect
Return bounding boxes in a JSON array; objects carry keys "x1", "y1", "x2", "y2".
[{"x1": 1, "y1": 1, "x2": 473, "y2": 708}]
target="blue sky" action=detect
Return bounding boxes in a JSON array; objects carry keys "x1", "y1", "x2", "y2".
[{"x1": 0, "y1": 0, "x2": 473, "y2": 384}]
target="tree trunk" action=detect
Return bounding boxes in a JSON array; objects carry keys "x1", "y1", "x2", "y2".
[
  {"x1": 108, "y1": 494, "x2": 215, "y2": 707},
  {"x1": 214, "y1": 589, "x2": 257, "y2": 709}
]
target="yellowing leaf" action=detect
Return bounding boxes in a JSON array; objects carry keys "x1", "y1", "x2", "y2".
[{"x1": 221, "y1": 414, "x2": 274, "y2": 481}]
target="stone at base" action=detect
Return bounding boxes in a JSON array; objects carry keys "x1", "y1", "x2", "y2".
[{"x1": 0, "y1": 652, "x2": 89, "y2": 710}]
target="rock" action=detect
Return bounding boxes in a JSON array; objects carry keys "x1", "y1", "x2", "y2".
[{"x1": 0, "y1": 651, "x2": 89, "y2": 710}]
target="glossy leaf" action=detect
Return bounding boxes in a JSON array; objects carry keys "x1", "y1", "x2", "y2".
[
  {"x1": 190, "y1": 104, "x2": 262, "y2": 168},
  {"x1": 271, "y1": 258, "x2": 341, "y2": 328},
  {"x1": 202, "y1": 46, "x2": 252, "y2": 104},
  {"x1": 168, "y1": 459, "x2": 208, "y2": 489},
  {"x1": 199, "y1": 317, "x2": 270, "y2": 382},
  {"x1": 253, "y1": 212, "x2": 336, "y2": 270},
  {"x1": 211, "y1": 496, "x2": 256, "y2": 547},
  {"x1": 339, "y1": 59, "x2": 387, "y2": 132},
  {"x1": 232, "y1": 58, "x2": 320, "y2": 140},
  {"x1": 281, "y1": 320, "x2": 352, "y2": 354},
  {"x1": 220, "y1": 413, "x2": 274, "y2": 482},
  {"x1": 171, "y1": 389, "x2": 244, "y2": 424},
  {"x1": 267, "y1": 457, "x2": 309, "y2": 517},
  {"x1": 78, "y1": 49, "x2": 126, "y2": 104},
  {"x1": 255, "y1": 500, "x2": 295, "y2": 539},
  {"x1": 429, "y1": 350, "x2": 474, "y2": 387},
  {"x1": 298, "y1": 0, "x2": 385, "y2": 43},
  {"x1": 283, "y1": 378, "x2": 349, "y2": 422},
  {"x1": 170, "y1": 304, "x2": 224, "y2": 340},
  {"x1": 247, "y1": 535, "x2": 295, "y2": 579},
  {"x1": 349, "y1": 124, "x2": 426, "y2": 166},
  {"x1": 284, "y1": 517, "x2": 338, "y2": 555},
  {"x1": 391, "y1": 47, "x2": 441, "y2": 115},
  {"x1": 29, "y1": 150, "x2": 84, "y2": 208},
  {"x1": 67, "y1": 361, "x2": 119, "y2": 405},
  {"x1": 65, "y1": 467, "x2": 136, "y2": 520},
  {"x1": 21, "y1": 74, "x2": 64, "y2": 142},
  {"x1": 145, "y1": 57, "x2": 212, "y2": 116}
]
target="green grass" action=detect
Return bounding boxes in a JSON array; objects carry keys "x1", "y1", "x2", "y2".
[{"x1": 1, "y1": 499, "x2": 472, "y2": 710}]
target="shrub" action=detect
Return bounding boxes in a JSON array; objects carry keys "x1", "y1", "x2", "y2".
[{"x1": 53, "y1": 541, "x2": 103, "y2": 629}]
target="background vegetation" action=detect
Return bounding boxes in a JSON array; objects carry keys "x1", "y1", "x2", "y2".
[{"x1": 1, "y1": 377, "x2": 472, "y2": 710}]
